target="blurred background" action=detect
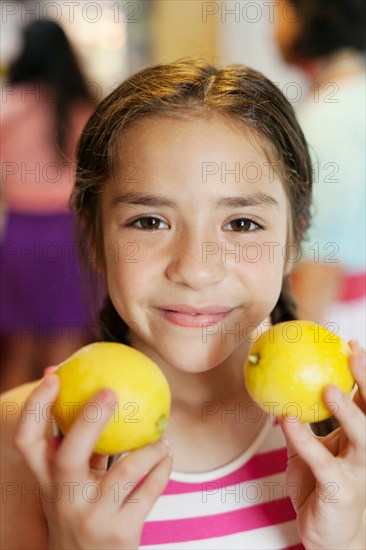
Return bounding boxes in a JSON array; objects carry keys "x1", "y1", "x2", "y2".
[
  {"x1": 1, "y1": 0, "x2": 305, "y2": 94},
  {"x1": 1, "y1": 0, "x2": 365, "y2": 391}
]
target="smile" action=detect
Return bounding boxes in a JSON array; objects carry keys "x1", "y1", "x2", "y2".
[{"x1": 156, "y1": 307, "x2": 236, "y2": 328}]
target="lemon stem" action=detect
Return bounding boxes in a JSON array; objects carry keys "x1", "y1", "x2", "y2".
[
  {"x1": 248, "y1": 354, "x2": 260, "y2": 365},
  {"x1": 156, "y1": 414, "x2": 168, "y2": 434}
]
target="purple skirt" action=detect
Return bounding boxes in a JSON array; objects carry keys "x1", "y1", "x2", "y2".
[{"x1": 1, "y1": 211, "x2": 102, "y2": 338}]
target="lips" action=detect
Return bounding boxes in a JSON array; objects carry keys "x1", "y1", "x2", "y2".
[
  {"x1": 159, "y1": 305, "x2": 235, "y2": 315},
  {"x1": 156, "y1": 305, "x2": 236, "y2": 328}
]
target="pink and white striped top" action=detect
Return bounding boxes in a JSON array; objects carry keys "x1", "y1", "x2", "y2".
[{"x1": 139, "y1": 420, "x2": 303, "y2": 550}]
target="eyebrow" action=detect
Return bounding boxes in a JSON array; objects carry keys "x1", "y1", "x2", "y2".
[{"x1": 110, "y1": 191, "x2": 280, "y2": 209}]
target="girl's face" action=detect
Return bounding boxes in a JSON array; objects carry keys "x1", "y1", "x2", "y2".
[{"x1": 101, "y1": 115, "x2": 292, "y2": 373}]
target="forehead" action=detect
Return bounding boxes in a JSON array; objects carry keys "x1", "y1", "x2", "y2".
[
  {"x1": 116, "y1": 114, "x2": 270, "y2": 160},
  {"x1": 101, "y1": 114, "x2": 291, "y2": 237},
  {"x1": 108, "y1": 114, "x2": 285, "y2": 190}
]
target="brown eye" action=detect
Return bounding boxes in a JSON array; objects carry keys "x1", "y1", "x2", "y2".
[
  {"x1": 226, "y1": 218, "x2": 259, "y2": 232},
  {"x1": 131, "y1": 217, "x2": 168, "y2": 230}
]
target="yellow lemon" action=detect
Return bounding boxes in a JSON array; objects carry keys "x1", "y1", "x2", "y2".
[
  {"x1": 53, "y1": 342, "x2": 171, "y2": 455},
  {"x1": 243, "y1": 321, "x2": 354, "y2": 423}
]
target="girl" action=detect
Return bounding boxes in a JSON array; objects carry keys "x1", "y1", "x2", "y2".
[{"x1": 1, "y1": 61, "x2": 365, "y2": 550}]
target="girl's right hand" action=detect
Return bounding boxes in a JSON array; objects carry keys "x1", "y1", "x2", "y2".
[{"x1": 14, "y1": 374, "x2": 173, "y2": 550}]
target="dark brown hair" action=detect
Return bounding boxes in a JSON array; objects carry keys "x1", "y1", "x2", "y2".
[
  {"x1": 287, "y1": 0, "x2": 366, "y2": 60},
  {"x1": 71, "y1": 60, "x2": 312, "y2": 345}
]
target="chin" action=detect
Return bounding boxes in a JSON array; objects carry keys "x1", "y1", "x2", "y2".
[{"x1": 160, "y1": 340, "x2": 236, "y2": 373}]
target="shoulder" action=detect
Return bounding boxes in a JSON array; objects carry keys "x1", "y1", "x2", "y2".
[
  {"x1": 69, "y1": 99, "x2": 95, "y2": 129},
  {"x1": 67, "y1": 99, "x2": 96, "y2": 155},
  {"x1": 0, "y1": 85, "x2": 24, "y2": 124},
  {"x1": 1, "y1": 381, "x2": 40, "y2": 442},
  {"x1": 298, "y1": 76, "x2": 366, "y2": 134},
  {"x1": 0, "y1": 84, "x2": 52, "y2": 143},
  {"x1": 1, "y1": 381, "x2": 45, "y2": 437},
  {"x1": 0, "y1": 381, "x2": 49, "y2": 550}
]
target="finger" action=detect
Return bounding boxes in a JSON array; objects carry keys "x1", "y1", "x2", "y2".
[
  {"x1": 280, "y1": 416, "x2": 342, "y2": 483},
  {"x1": 278, "y1": 417, "x2": 299, "y2": 460},
  {"x1": 14, "y1": 374, "x2": 60, "y2": 485},
  {"x1": 100, "y1": 437, "x2": 172, "y2": 516},
  {"x1": 54, "y1": 389, "x2": 116, "y2": 483},
  {"x1": 323, "y1": 384, "x2": 366, "y2": 454},
  {"x1": 123, "y1": 453, "x2": 173, "y2": 529},
  {"x1": 348, "y1": 339, "x2": 366, "y2": 358},
  {"x1": 348, "y1": 340, "x2": 366, "y2": 411}
]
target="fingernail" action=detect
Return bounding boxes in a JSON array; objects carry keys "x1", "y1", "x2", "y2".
[
  {"x1": 352, "y1": 340, "x2": 363, "y2": 354},
  {"x1": 328, "y1": 384, "x2": 342, "y2": 400},
  {"x1": 351, "y1": 340, "x2": 360, "y2": 351},
  {"x1": 44, "y1": 366, "x2": 58, "y2": 376},
  {"x1": 98, "y1": 389, "x2": 115, "y2": 405},
  {"x1": 285, "y1": 414, "x2": 300, "y2": 424}
]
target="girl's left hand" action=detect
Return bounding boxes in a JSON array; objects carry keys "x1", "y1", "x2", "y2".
[{"x1": 280, "y1": 340, "x2": 365, "y2": 550}]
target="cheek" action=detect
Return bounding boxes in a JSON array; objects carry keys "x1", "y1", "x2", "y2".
[
  {"x1": 234, "y1": 243, "x2": 286, "y2": 304},
  {"x1": 104, "y1": 259, "x2": 144, "y2": 330},
  {"x1": 103, "y1": 239, "x2": 156, "y2": 304},
  {"x1": 236, "y1": 240, "x2": 287, "y2": 275}
]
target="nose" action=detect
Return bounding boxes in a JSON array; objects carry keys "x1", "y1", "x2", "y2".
[{"x1": 165, "y1": 230, "x2": 226, "y2": 290}]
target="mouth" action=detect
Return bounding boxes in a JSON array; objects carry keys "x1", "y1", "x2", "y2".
[
  {"x1": 158, "y1": 305, "x2": 236, "y2": 315},
  {"x1": 155, "y1": 305, "x2": 236, "y2": 328}
]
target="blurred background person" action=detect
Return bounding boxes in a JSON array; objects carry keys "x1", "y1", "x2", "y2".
[
  {"x1": 0, "y1": 1, "x2": 218, "y2": 392},
  {"x1": 274, "y1": 0, "x2": 366, "y2": 346},
  {"x1": 0, "y1": 19, "x2": 97, "y2": 391}
]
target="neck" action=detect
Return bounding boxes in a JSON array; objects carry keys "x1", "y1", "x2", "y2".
[{"x1": 129, "y1": 335, "x2": 265, "y2": 473}]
